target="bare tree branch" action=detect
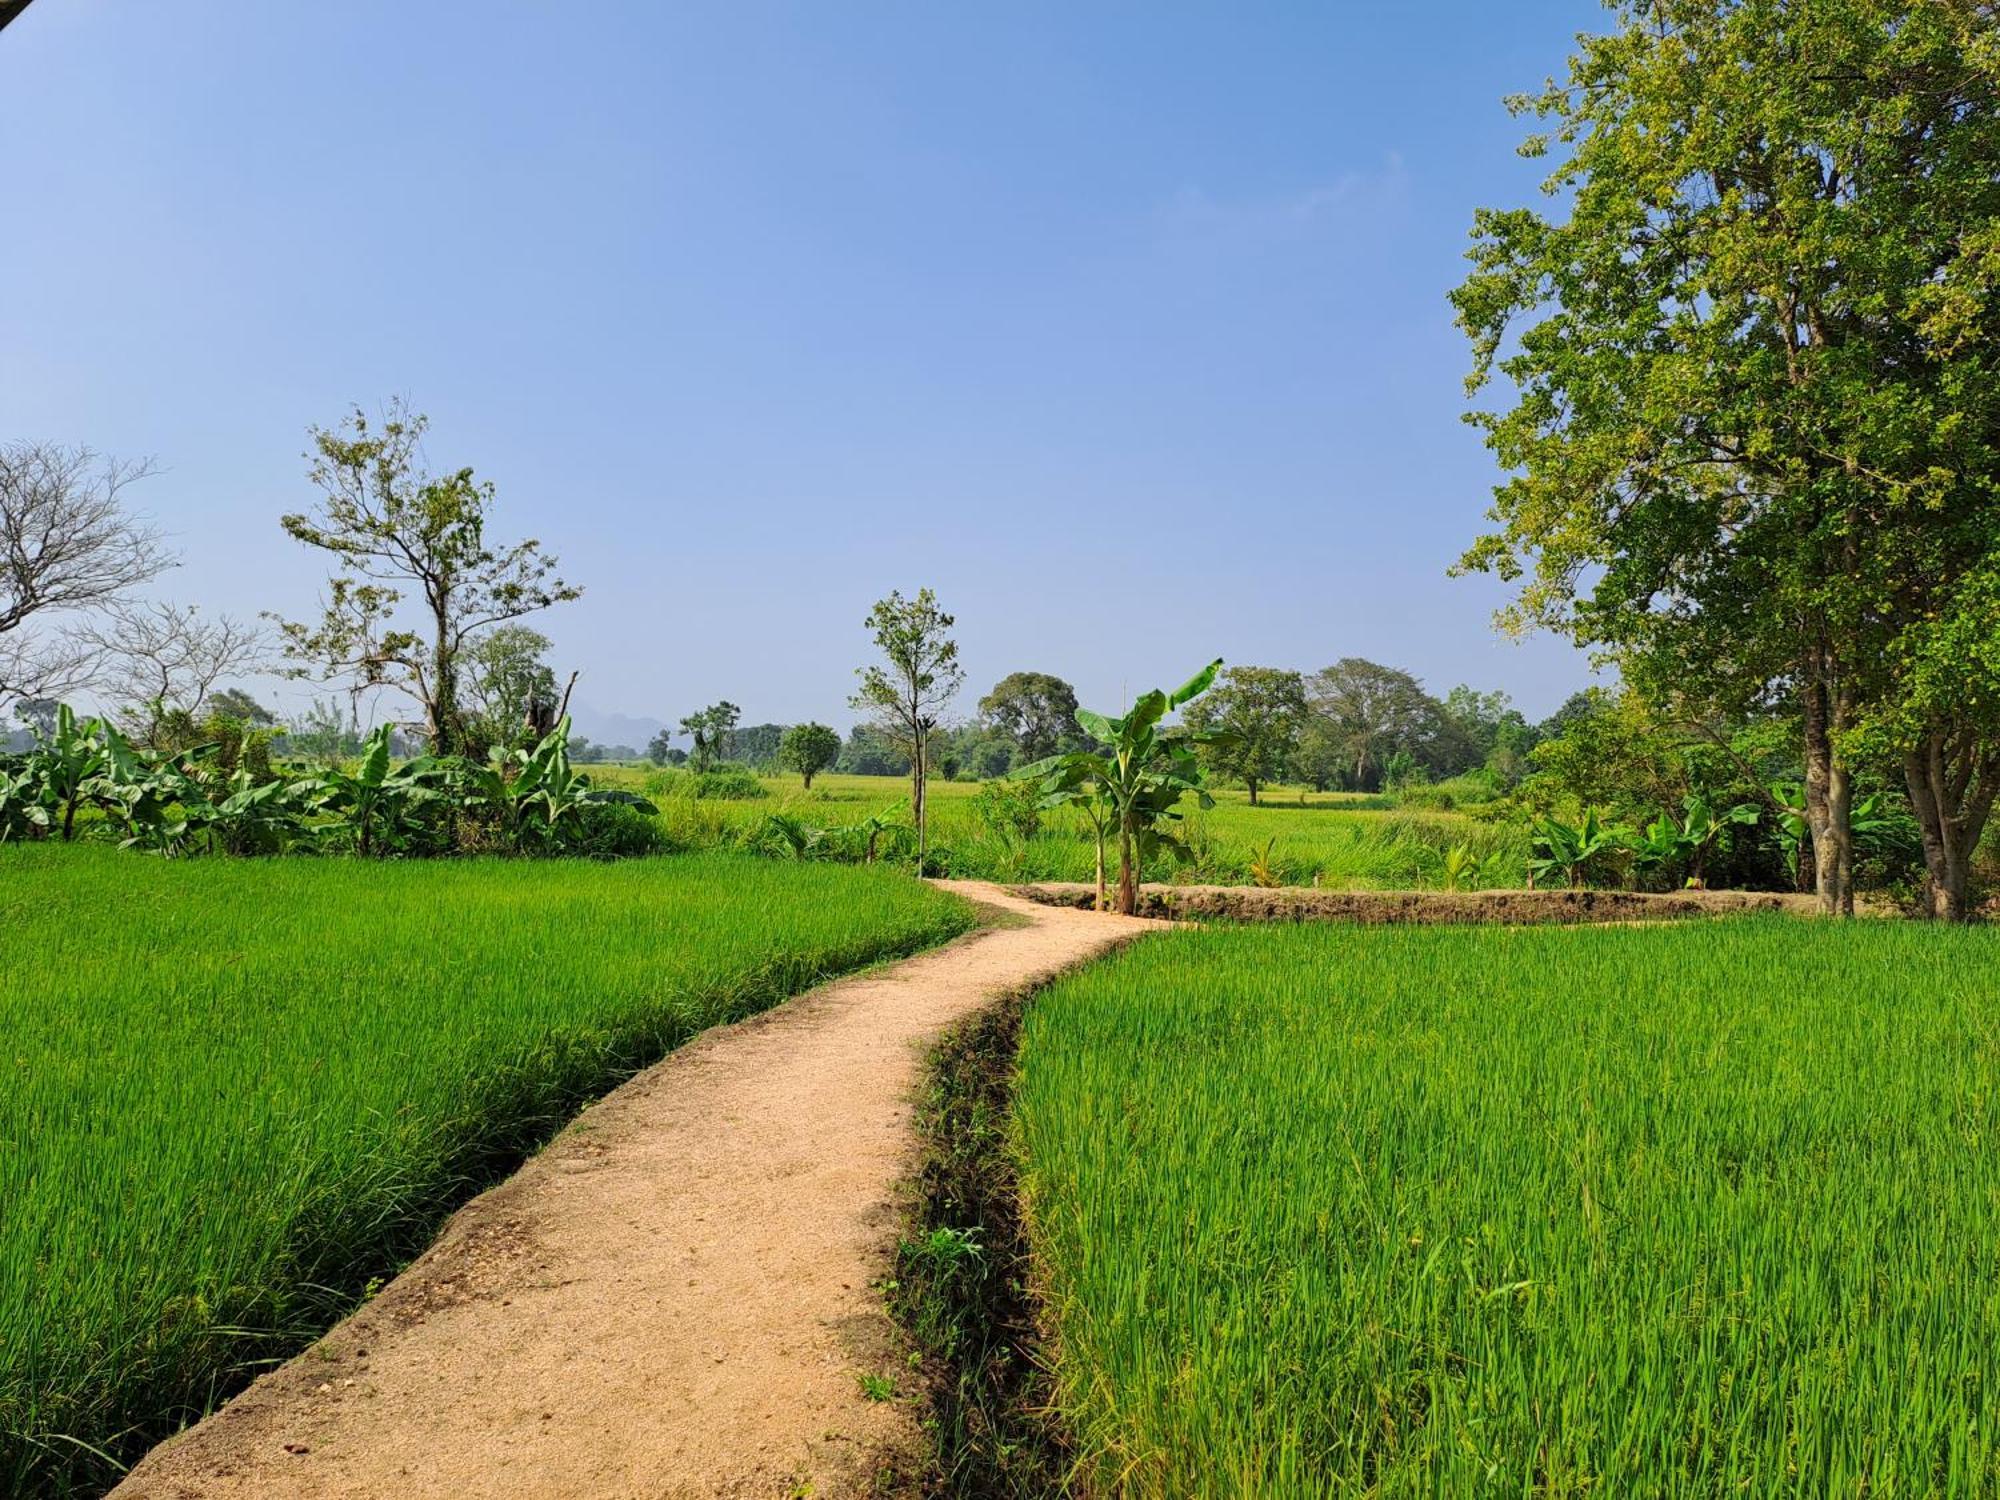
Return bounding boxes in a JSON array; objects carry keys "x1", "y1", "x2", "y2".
[
  {"x1": 75, "y1": 600, "x2": 268, "y2": 733},
  {"x1": 0, "y1": 441, "x2": 174, "y2": 706}
]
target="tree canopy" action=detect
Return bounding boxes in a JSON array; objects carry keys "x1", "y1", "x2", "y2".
[
  {"x1": 978, "y1": 671, "x2": 1082, "y2": 762},
  {"x1": 1182, "y1": 665, "x2": 1307, "y2": 804},
  {"x1": 272, "y1": 401, "x2": 579, "y2": 757},
  {"x1": 1452, "y1": 0, "x2": 2000, "y2": 916}
]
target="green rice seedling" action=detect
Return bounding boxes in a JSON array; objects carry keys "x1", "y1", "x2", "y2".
[
  {"x1": 1015, "y1": 919, "x2": 2000, "y2": 1496},
  {"x1": 0, "y1": 847, "x2": 971, "y2": 1495}
]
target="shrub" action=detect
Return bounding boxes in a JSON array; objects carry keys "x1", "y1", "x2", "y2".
[
  {"x1": 646, "y1": 765, "x2": 768, "y2": 802},
  {"x1": 556, "y1": 800, "x2": 666, "y2": 858}
]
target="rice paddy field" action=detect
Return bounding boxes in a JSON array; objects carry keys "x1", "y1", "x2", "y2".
[
  {"x1": 1013, "y1": 919, "x2": 2000, "y2": 1496},
  {"x1": 0, "y1": 847, "x2": 973, "y2": 1495},
  {"x1": 592, "y1": 768, "x2": 1526, "y2": 889}
]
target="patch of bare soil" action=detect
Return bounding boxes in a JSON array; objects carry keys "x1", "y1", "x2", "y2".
[
  {"x1": 1014, "y1": 881, "x2": 1825, "y2": 924},
  {"x1": 112, "y1": 883, "x2": 1156, "y2": 1500}
]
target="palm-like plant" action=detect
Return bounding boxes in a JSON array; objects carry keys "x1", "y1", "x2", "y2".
[
  {"x1": 1018, "y1": 660, "x2": 1229, "y2": 915},
  {"x1": 1527, "y1": 809, "x2": 1630, "y2": 890}
]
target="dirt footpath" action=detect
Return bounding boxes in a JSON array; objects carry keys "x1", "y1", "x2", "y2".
[{"x1": 114, "y1": 882, "x2": 1155, "y2": 1500}]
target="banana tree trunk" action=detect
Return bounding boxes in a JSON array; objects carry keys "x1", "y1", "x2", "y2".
[{"x1": 1116, "y1": 812, "x2": 1137, "y2": 916}]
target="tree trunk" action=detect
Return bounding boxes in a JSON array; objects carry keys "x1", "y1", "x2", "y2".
[
  {"x1": 1905, "y1": 733, "x2": 1999, "y2": 923},
  {"x1": 430, "y1": 602, "x2": 458, "y2": 757},
  {"x1": 1116, "y1": 810, "x2": 1137, "y2": 916},
  {"x1": 911, "y1": 725, "x2": 927, "y2": 873},
  {"x1": 1247, "y1": 779, "x2": 1260, "y2": 806},
  {"x1": 1802, "y1": 659, "x2": 1855, "y2": 917}
]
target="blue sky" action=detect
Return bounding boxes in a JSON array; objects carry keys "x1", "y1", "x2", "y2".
[{"x1": 0, "y1": 1, "x2": 1606, "y2": 736}]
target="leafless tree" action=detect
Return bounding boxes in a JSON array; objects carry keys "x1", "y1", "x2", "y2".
[
  {"x1": 77, "y1": 600, "x2": 268, "y2": 735},
  {"x1": 0, "y1": 441, "x2": 172, "y2": 707}
]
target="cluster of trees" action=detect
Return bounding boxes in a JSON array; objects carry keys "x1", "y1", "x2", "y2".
[
  {"x1": 1455, "y1": 0, "x2": 2000, "y2": 919},
  {"x1": 1178, "y1": 660, "x2": 1560, "y2": 802},
  {"x1": 1, "y1": 404, "x2": 593, "y2": 769},
  {"x1": 635, "y1": 670, "x2": 1094, "y2": 790}
]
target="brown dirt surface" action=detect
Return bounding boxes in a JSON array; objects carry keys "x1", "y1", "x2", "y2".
[
  {"x1": 112, "y1": 882, "x2": 1157, "y2": 1500},
  {"x1": 1013, "y1": 881, "x2": 1828, "y2": 924}
]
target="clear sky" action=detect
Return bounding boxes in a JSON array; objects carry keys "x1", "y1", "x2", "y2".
[{"x1": 0, "y1": 1, "x2": 1608, "y2": 737}]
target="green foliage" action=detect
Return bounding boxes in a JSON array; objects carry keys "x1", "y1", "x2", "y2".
[
  {"x1": 971, "y1": 776, "x2": 1041, "y2": 845},
  {"x1": 462, "y1": 623, "x2": 558, "y2": 753},
  {"x1": 1016, "y1": 919, "x2": 2000, "y2": 1493},
  {"x1": 647, "y1": 764, "x2": 767, "y2": 802},
  {"x1": 0, "y1": 849, "x2": 972, "y2": 1493},
  {"x1": 0, "y1": 713, "x2": 664, "y2": 861},
  {"x1": 1631, "y1": 794, "x2": 1760, "y2": 890},
  {"x1": 1301, "y1": 658, "x2": 1470, "y2": 791}
]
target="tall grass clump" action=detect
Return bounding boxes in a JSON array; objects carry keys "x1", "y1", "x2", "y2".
[
  {"x1": 0, "y1": 847, "x2": 971, "y2": 1495},
  {"x1": 1015, "y1": 919, "x2": 2000, "y2": 1496}
]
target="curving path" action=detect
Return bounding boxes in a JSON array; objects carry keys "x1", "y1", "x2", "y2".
[{"x1": 114, "y1": 882, "x2": 1154, "y2": 1500}]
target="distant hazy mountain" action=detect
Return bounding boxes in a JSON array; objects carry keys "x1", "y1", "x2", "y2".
[{"x1": 566, "y1": 700, "x2": 667, "y2": 751}]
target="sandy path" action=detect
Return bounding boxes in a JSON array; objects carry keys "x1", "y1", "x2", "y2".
[{"x1": 114, "y1": 881, "x2": 1153, "y2": 1500}]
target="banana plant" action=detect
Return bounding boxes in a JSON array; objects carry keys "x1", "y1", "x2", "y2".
[
  {"x1": 199, "y1": 770, "x2": 310, "y2": 855},
  {"x1": 459, "y1": 717, "x2": 656, "y2": 851},
  {"x1": 1633, "y1": 794, "x2": 1759, "y2": 888},
  {"x1": 0, "y1": 761, "x2": 53, "y2": 841},
  {"x1": 846, "y1": 801, "x2": 911, "y2": 865},
  {"x1": 1017, "y1": 660, "x2": 1230, "y2": 916},
  {"x1": 92, "y1": 723, "x2": 196, "y2": 851},
  {"x1": 1438, "y1": 842, "x2": 1483, "y2": 892},
  {"x1": 1771, "y1": 785, "x2": 1910, "y2": 888},
  {"x1": 33, "y1": 705, "x2": 108, "y2": 841},
  {"x1": 751, "y1": 812, "x2": 828, "y2": 860},
  {"x1": 301, "y1": 725, "x2": 445, "y2": 856},
  {"x1": 1527, "y1": 809, "x2": 1630, "y2": 890}
]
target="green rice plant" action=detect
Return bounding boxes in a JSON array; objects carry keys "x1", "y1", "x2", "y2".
[
  {"x1": 1014, "y1": 919, "x2": 2000, "y2": 1496},
  {"x1": 0, "y1": 847, "x2": 972, "y2": 1494}
]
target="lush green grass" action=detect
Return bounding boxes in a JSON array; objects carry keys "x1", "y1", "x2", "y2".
[
  {"x1": 0, "y1": 847, "x2": 973, "y2": 1495},
  {"x1": 1013, "y1": 920, "x2": 2000, "y2": 1496},
  {"x1": 588, "y1": 768, "x2": 1526, "y2": 889}
]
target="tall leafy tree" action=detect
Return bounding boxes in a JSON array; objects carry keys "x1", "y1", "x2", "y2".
[
  {"x1": 1181, "y1": 665, "x2": 1307, "y2": 804},
  {"x1": 1305, "y1": 659, "x2": 1450, "y2": 791},
  {"x1": 978, "y1": 671, "x2": 1081, "y2": 762},
  {"x1": 273, "y1": 401, "x2": 579, "y2": 756},
  {"x1": 778, "y1": 721, "x2": 841, "y2": 789},
  {"x1": 852, "y1": 588, "x2": 962, "y2": 869},
  {"x1": 1453, "y1": 0, "x2": 2000, "y2": 916}
]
